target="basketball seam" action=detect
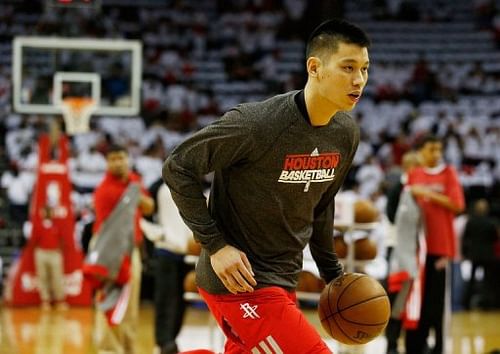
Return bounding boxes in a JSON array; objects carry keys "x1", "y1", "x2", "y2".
[
  {"x1": 321, "y1": 274, "x2": 388, "y2": 344},
  {"x1": 324, "y1": 294, "x2": 388, "y2": 318},
  {"x1": 330, "y1": 312, "x2": 363, "y2": 345},
  {"x1": 335, "y1": 274, "x2": 364, "y2": 316},
  {"x1": 324, "y1": 282, "x2": 336, "y2": 340},
  {"x1": 338, "y1": 294, "x2": 388, "y2": 313},
  {"x1": 325, "y1": 278, "x2": 333, "y2": 320},
  {"x1": 337, "y1": 295, "x2": 389, "y2": 326},
  {"x1": 322, "y1": 274, "x2": 365, "y2": 319},
  {"x1": 324, "y1": 274, "x2": 366, "y2": 345}
]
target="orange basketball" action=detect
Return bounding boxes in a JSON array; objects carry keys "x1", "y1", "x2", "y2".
[
  {"x1": 183, "y1": 270, "x2": 198, "y2": 293},
  {"x1": 318, "y1": 273, "x2": 390, "y2": 345},
  {"x1": 354, "y1": 199, "x2": 379, "y2": 223},
  {"x1": 354, "y1": 237, "x2": 377, "y2": 260},
  {"x1": 297, "y1": 271, "x2": 326, "y2": 293},
  {"x1": 186, "y1": 239, "x2": 202, "y2": 256},
  {"x1": 333, "y1": 235, "x2": 348, "y2": 259}
]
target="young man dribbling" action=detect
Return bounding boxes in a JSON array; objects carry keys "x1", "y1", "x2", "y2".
[{"x1": 163, "y1": 18, "x2": 370, "y2": 353}]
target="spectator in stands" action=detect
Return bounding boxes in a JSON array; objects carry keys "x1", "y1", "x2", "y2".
[
  {"x1": 407, "y1": 57, "x2": 438, "y2": 104},
  {"x1": 104, "y1": 62, "x2": 129, "y2": 105},
  {"x1": 1, "y1": 163, "x2": 33, "y2": 225},
  {"x1": 356, "y1": 155, "x2": 385, "y2": 199},
  {"x1": 390, "y1": 133, "x2": 411, "y2": 167}
]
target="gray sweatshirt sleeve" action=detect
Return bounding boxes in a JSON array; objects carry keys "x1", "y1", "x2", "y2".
[
  {"x1": 162, "y1": 109, "x2": 255, "y2": 255},
  {"x1": 309, "y1": 125, "x2": 359, "y2": 283},
  {"x1": 310, "y1": 197, "x2": 342, "y2": 283}
]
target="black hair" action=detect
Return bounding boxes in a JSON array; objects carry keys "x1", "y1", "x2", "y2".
[
  {"x1": 106, "y1": 143, "x2": 128, "y2": 155},
  {"x1": 414, "y1": 134, "x2": 441, "y2": 150},
  {"x1": 306, "y1": 18, "x2": 371, "y2": 59}
]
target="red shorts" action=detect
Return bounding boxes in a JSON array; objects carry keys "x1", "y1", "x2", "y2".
[{"x1": 198, "y1": 286, "x2": 332, "y2": 354}]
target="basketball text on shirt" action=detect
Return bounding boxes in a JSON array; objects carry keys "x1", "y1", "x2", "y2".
[{"x1": 278, "y1": 148, "x2": 340, "y2": 192}]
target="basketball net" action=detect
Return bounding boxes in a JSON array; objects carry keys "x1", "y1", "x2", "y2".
[{"x1": 60, "y1": 97, "x2": 96, "y2": 135}]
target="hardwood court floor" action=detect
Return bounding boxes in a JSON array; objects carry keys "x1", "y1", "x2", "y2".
[{"x1": 0, "y1": 303, "x2": 499, "y2": 354}]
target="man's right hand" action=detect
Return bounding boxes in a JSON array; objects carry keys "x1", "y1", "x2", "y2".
[
  {"x1": 410, "y1": 184, "x2": 432, "y2": 198},
  {"x1": 210, "y1": 245, "x2": 257, "y2": 294}
]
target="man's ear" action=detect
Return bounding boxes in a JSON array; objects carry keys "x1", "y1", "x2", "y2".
[{"x1": 306, "y1": 56, "x2": 321, "y2": 78}]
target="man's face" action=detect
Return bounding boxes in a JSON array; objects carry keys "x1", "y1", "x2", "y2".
[
  {"x1": 106, "y1": 151, "x2": 129, "y2": 178},
  {"x1": 314, "y1": 42, "x2": 369, "y2": 112},
  {"x1": 419, "y1": 141, "x2": 443, "y2": 168}
]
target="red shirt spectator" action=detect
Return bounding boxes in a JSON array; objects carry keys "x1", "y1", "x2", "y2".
[
  {"x1": 408, "y1": 164, "x2": 465, "y2": 258},
  {"x1": 93, "y1": 171, "x2": 148, "y2": 244},
  {"x1": 32, "y1": 218, "x2": 62, "y2": 250}
]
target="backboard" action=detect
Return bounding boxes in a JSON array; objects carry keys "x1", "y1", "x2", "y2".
[{"x1": 12, "y1": 36, "x2": 142, "y2": 116}]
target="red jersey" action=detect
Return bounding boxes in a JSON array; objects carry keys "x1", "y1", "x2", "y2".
[
  {"x1": 32, "y1": 219, "x2": 62, "y2": 250},
  {"x1": 93, "y1": 172, "x2": 148, "y2": 244},
  {"x1": 408, "y1": 164, "x2": 465, "y2": 258}
]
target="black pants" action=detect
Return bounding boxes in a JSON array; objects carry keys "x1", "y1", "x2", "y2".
[
  {"x1": 385, "y1": 246, "x2": 403, "y2": 353},
  {"x1": 154, "y1": 252, "x2": 192, "y2": 352},
  {"x1": 405, "y1": 255, "x2": 447, "y2": 354},
  {"x1": 463, "y1": 260, "x2": 496, "y2": 310},
  {"x1": 385, "y1": 291, "x2": 402, "y2": 353}
]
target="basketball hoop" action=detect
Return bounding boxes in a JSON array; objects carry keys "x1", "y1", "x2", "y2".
[{"x1": 60, "y1": 97, "x2": 96, "y2": 135}]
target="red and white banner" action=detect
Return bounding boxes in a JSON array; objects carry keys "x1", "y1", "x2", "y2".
[{"x1": 3, "y1": 134, "x2": 92, "y2": 306}]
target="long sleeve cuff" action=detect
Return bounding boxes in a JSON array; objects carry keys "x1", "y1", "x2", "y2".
[
  {"x1": 322, "y1": 261, "x2": 344, "y2": 284},
  {"x1": 204, "y1": 235, "x2": 227, "y2": 255}
]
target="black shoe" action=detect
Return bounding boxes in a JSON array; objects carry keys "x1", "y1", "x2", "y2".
[
  {"x1": 160, "y1": 342, "x2": 178, "y2": 354},
  {"x1": 387, "y1": 350, "x2": 399, "y2": 354}
]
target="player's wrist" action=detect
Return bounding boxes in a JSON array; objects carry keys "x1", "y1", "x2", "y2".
[
  {"x1": 324, "y1": 264, "x2": 344, "y2": 283},
  {"x1": 205, "y1": 237, "x2": 227, "y2": 256}
]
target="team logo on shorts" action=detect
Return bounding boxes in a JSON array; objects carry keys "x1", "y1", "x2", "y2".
[
  {"x1": 278, "y1": 148, "x2": 340, "y2": 192},
  {"x1": 240, "y1": 302, "x2": 260, "y2": 319}
]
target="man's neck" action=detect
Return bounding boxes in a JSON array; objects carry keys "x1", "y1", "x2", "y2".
[
  {"x1": 303, "y1": 83, "x2": 339, "y2": 126},
  {"x1": 110, "y1": 172, "x2": 129, "y2": 182}
]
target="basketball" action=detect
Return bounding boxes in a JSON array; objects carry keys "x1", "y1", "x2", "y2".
[
  {"x1": 318, "y1": 273, "x2": 390, "y2": 345},
  {"x1": 354, "y1": 237, "x2": 378, "y2": 260},
  {"x1": 186, "y1": 239, "x2": 202, "y2": 256},
  {"x1": 334, "y1": 235, "x2": 377, "y2": 260},
  {"x1": 354, "y1": 199, "x2": 379, "y2": 223},
  {"x1": 333, "y1": 235, "x2": 348, "y2": 258},
  {"x1": 183, "y1": 270, "x2": 198, "y2": 293},
  {"x1": 297, "y1": 271, "x2": 326, "y2": 293}
]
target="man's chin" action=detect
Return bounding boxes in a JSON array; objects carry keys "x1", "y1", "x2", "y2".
[{"x1": 344, "y1": 102, "x2": 357, "y2": 111}]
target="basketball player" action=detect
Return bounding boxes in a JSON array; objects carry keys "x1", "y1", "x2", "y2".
[
  {"x1": 163, "y1": 19, "x2": 370, "y2": 353},
  {"x1": 405, "y1": 135, "x2": 465, "y2": 354}
]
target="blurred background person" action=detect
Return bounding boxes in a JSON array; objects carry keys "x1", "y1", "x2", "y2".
[
  {"x1": 461, "y1": 198, "x2": 498, "y2": 310},
  {"x1": 141, "y1": 180, "x2": 196, "y2": 354},
  {"x1": 406, "y1": 135, "x2": 465, "y2": 354},
  {"x1": 92, "y1": 144, "x2": 154, "y2": 354},
  {"x1": 385, "y1": 151, "x2": 421, "y2": 261},
  {"x1": 31, "y1": 205, "x2": 67, "y2": 311}
]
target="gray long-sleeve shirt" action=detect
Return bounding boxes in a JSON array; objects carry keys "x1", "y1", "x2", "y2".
[{"x1": 163, "y1": 91, "x2": 359, "y2": 294}]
